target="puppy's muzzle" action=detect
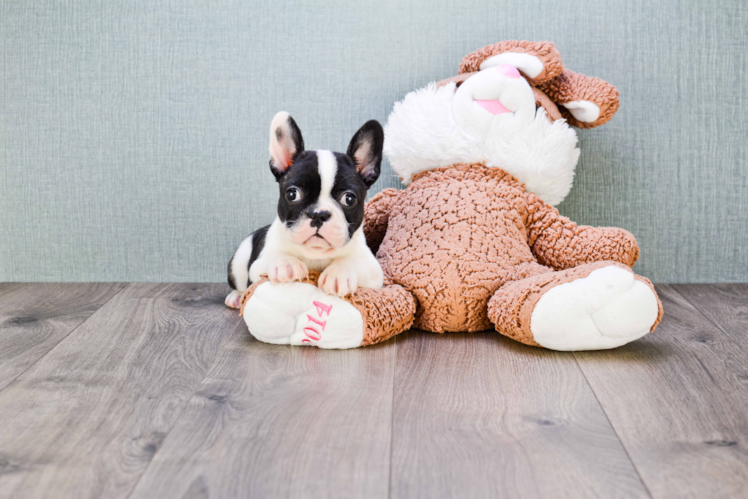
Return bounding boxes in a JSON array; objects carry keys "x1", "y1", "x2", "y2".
[{"x1": 309, "y1": 210, "x2": 331, "y2": 229}]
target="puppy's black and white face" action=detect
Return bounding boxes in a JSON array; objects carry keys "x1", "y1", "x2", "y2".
[{"x1": 268, "y1": 112, "x2": 383, "y2": 255}]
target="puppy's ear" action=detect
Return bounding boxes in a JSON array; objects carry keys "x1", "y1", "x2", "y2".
[
  {"x1": 268, "y1": 111, "x2": 304, "y2": 180},
  {"x1": 347, "y1": 120, "x2": 383, "y2": 188}
]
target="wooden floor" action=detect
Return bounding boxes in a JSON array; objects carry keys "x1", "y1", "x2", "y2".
[{"x1": 0, "y1": 283, "x2": 746, "y2": 498}]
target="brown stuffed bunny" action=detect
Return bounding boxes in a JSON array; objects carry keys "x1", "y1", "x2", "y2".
[{"x1": 241, "y1": 41, "x2": 663, "y2": 350}]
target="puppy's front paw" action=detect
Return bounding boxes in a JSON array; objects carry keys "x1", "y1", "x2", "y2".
[
  {"x1": 319, "y1": 264, "x2": 358, "y2": 297},
  {"x1": 225, "y1": 290, "x2": 243, "y2": 310},
  {"x1": 267, "y1": 256, "x2": 309, "y2": 283}
]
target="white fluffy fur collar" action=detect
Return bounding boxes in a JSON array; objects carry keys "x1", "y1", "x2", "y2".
[{"x1": 383, "y1": 82, "x2": 580, "y2": 206}]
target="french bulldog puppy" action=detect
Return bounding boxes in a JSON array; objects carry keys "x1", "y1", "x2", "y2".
[{"x1": 225, "y1": 112, "x2": 384, "y2": 309}]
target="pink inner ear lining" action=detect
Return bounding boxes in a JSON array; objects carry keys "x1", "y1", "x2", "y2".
[
  {"x1": 495, "y1": 64, "x2": 521, "y2": 79},
  {"x1": 270, "y1": 142, "x2": 293, "y2": 169}
]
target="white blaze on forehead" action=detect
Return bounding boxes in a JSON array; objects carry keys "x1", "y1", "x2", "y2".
[
  {"x1": 316, "y1": 150, "x2": 338, "y2": 200},
  {"x1": 313, "y1": 149, "x2": 349, "y2": 247}
]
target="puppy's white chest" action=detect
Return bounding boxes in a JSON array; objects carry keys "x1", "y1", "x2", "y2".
[{"x1": 303, "y1": 257, "x2": 334, "y2": 272}]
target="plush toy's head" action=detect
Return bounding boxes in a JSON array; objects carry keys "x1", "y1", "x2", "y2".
[{"x1": 384, "y1": 41, "x2": 619, "y2": 205}]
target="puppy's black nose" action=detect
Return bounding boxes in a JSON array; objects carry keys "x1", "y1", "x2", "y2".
[{"x1": 309, "y1": 210, "x2": 331, "y2": 228}]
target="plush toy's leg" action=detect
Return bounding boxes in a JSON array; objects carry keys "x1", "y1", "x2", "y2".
[
  {"x1": 240, "y1": 271, "x2": 416, "y2": 349},
  {"x1": 487, "y1": 261, "x2": 663, "y2": 351}
]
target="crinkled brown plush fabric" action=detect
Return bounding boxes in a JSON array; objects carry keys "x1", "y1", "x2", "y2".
[
  {"x1": 458, "y1": 40, "x2": 564, "y2": 85},
  {"x1": 537, "y1": 69, "x2": 620, "y2": 128},
  {"x1": 523, "y1": 191, "x2": 640, "y2": 269},
  {"x1": 366, "y1": 163, "x2": 647, "y2": 334},
  {"x1": 240, "y1": 270, "x2": 415, "y2": 347},
  {"x1": 364, "y1": 188, "x2": 401, "y2": 255},
  {"x1": 347, "y1": 284, "x2": 416, "y2": 346}
]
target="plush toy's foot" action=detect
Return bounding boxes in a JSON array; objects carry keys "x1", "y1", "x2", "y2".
[
  {"x1": 239, "y1": 272, "x2": 416, "y2": 349},
  {"x1": 488, "y1": 262, "x2": 663, "y2": 351},
  {"x1": 241, "y1": 280, "x2": 364, "y2": 348},
  {"x1": 225, "y1": 290, "x2": 242, "y2": 310}
]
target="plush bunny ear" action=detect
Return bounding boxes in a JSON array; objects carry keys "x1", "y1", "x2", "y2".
[
  {"x1": 268, "y1": 111, "x2": 304, "y2": 179},
  {"x1": 537, "y1": 69, "x2": 620, "y2": 128},
  {"x1": 347, "y1": 120, "x2": 383, "y2": 188},
  {"x1": 459, "y1": 40, "x2": 564, "y2": 85}
]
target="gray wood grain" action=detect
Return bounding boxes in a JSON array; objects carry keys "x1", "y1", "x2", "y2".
[
  {"x1": 0, "y1": 283, "x2": 22, "y2": 293},
  {"x1": 0, "y1": 283, "x2": 241, "y2": 498},
  {"x1": 0, "y1": 282, "x2": 126, "y2": 392},
  {"x1": 390, "y1": 330, "x2": 648, "y2": 498},
  {"x1": 674, "y1": 284, "x2": 748, "y2": 344},
  {"x1": 131, "y1": 331, "x2": 397, "y2": 498},
  {"x1": 574, "y1": 285, "x2": 748, "y2": 498},
  {"x1": 1, "y1": 283, "x2": 745, "y2": 498}
]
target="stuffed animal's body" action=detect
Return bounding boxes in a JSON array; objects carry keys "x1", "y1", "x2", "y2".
[
  {"x1": 240, "y1": 40, "x2": 663, "y2": 350},
  {"x1": 364, "y1": 163, "x2": 661, "y2": 349}
]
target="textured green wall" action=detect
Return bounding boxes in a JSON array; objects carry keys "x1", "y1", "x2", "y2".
[{"x1": 1, "y1": 0, "x2": 746, "y2": 283}]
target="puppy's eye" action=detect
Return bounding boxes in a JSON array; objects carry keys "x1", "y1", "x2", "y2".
[
  {"x1": 340, "y1": 192, "x2": 357, "y2": 207},
  {"x1": 286, "y1": 187, "x2": 302, "y2": 203}
]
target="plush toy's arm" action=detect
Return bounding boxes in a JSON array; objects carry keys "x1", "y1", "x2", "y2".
[
  {"x1": 523, "y1": 191, "x2": 639, "y2": 270},
  {"x1": 364, "y1": 188, "x2": 401, "y2": 254}
]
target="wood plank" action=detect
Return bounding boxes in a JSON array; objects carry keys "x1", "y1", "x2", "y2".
[
  {"x1": 131, "y1": 330, "x2": 397, "y2": 498},
  {"x1": 0, "y1": 283, "x2": 22, "y2": 294},
  {"x1": 0, "y1": 283, "x2": 242, "y2": 498},
  {"x1": 0, "y1": 283, "x2": 126, "y2": 392},
  {"x1": 390, "y1": 330, "x2": 647, "y2": 498},
  {"x1": 574, "y1": 285, "x2": 748, "y2": 498},
  {"x1": 674, "y1": 283, "x2": 748, "y2": 344}
]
